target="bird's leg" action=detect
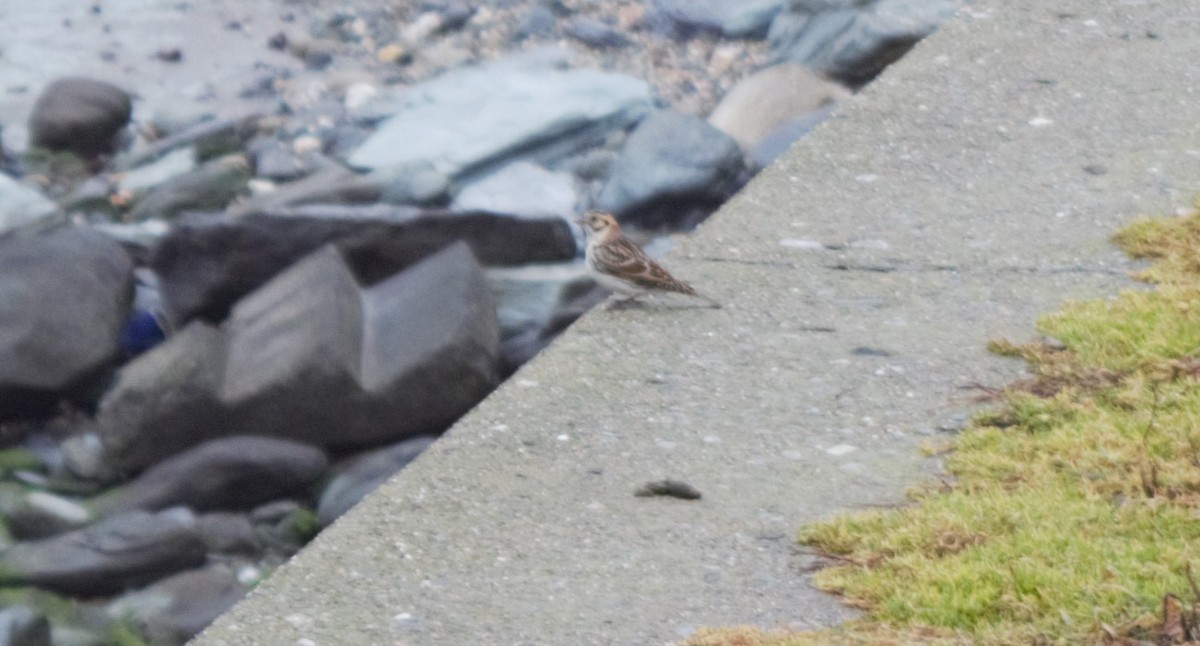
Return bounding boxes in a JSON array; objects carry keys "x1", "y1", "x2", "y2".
[{"x1": 605, "y1": 295, "x2": 646, "y2": 311}]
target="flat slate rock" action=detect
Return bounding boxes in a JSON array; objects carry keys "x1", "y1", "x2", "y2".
[
  {"x1": 451, "y1": 161, "x2": 578, "y2": 220},
  {"x1": 0, "y1": 511, "x2": 206, "y2": 596},
  {"x1": 93, "y1": 436, "x2": 329, "y2": 516},
  {"x1": 347, "y1": 53, "x2": 652, "y2": 176}
]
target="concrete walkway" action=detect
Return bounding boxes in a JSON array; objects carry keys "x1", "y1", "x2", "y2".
[{"x1": 196, "y1": 1, "x2": 1200, "y2": 643}]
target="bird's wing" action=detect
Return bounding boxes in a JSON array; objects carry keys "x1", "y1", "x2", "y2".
[{"x1": 593, "y1": 237, "x2": 698, "y2": 296}]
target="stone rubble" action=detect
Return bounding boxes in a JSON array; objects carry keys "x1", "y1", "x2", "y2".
[{"x1": 0, "y1": 0, "x2": 968, "y2": 640}]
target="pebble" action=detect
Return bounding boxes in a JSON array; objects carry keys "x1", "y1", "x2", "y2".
[{"x1": 825, "y1": 444, "x2": 858, "y2": 457}]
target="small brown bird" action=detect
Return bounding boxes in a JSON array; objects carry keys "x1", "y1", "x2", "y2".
[{"x1": 578, "y1": 210, "x2": 720, "y2": 308}]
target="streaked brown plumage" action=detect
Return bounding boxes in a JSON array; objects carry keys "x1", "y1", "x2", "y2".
[{"x1": 579, "y1": 211, "x2": 719, "y2": 308}]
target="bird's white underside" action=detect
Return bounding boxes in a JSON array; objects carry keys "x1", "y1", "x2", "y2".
[{"x1": 586, "y1": 265, "x2": 648, "y2": 296}]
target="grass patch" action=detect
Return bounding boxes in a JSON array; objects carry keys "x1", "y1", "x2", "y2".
[{"x1": 685, "y1": 204, "x2": 1200, "y2": 645}]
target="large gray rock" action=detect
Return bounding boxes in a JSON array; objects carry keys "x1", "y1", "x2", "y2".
[
  {"x1": 0, "y1": 511, "x2": 206, "y2": 596},
  {"x1": 595, "y1": 109, "x2": 745, "y2": 227},
  {"x1": 0, "y1": 227, "x2": 134, "y2": 420},
  {"x1": 347, "y1": 52, "x2": 652, "y2": 177},
  {"x1": 150, "y1": 208, "x2": 575, "y2": 325},
  {"x1": 451, "y1": 161, "x2": 578, "y2": 220},
  {"x1": 106, "y1": 566, "x2": 247, "y2": 645},
  {"x1": 28, "y1": 78, "x2": 132, "y2": 158},
  {"x1": 356, "y1": 242, "x2": 499, "y2": 433},
  {"x1": 647, "y1": 0, "x2": 785, "y2": 38},
  {"x1": 96, "y1": 243, "x2": 498, "y2": 471},
  {"x1": 84, "y1": 322, "x2": 228, "y2": 474},
  {"x1": 0, "y1": 606, "x2": 50, "y2": 646},
  {"x1": 93, "y1": 437, "x2": 329, "y2": 516},
  {"x1": 316, "y1": 436, "x2": 435, "y2": 526},
  {"x1": 0, "y1": 174, "x2": 60, "y2": 236},
  {"x1": 770, "y1": 0, "x2": 964, "y2": 86}
]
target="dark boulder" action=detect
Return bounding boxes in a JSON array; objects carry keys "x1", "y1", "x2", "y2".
[{"x1": 28, "y1": 77, "x2": 132, "y2": 159}]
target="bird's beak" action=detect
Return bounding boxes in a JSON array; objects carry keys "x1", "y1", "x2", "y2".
[{"x1": 574, "y1": 216, "x2": 586, "y2": 226}]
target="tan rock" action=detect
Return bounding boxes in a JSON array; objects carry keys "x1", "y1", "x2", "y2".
[{"x1": 708, "y1": 63, "x2": 851, "y2": 152}]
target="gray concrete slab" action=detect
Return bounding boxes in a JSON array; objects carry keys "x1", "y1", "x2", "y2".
[{"x1": 195, "y1": 0, "x2": 1200, "y2": 644}]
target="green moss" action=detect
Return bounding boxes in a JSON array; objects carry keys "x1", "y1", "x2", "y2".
[
  {"x1": 688, "y1": 202, "x2": 1200, "y2": 645},
  {"x1": 105, "y1": 619, "x2": 151, "y2": 646},
  {"x1": 0, "y1": 587, "x2": 80, "y2": 622},
  {"x1": 0, "y1": 447, "x2": 42, "y2": 473}
]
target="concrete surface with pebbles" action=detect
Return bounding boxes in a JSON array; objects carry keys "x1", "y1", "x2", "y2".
[{"x1": 195, "y1": 0, "x2": 1200, "y2": 643}]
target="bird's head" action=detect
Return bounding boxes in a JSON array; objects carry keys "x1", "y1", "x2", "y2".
[{"x1": 578, "y1": 210, "x2": 619, "y2": 240}]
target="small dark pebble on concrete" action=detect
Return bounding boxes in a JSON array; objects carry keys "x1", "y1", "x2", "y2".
[
  {"x1": 851, "y1": 346, "x2": 891, "y2": 357},
  {"x1": 635, "y1": 480, "x2": 702, "y2": 500}
]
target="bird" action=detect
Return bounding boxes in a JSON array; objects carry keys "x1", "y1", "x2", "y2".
[{"x1": 578, "y1": 210, "x2": 720, "y2": 308}]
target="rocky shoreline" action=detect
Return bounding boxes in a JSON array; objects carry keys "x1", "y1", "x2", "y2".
[{"x1": 0, "y1": 0, "x2": 965, "y2": 643}]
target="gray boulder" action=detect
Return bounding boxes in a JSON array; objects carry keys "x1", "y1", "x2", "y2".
[
  {"x1": 0, "y1": 511, "x2": 206, "y2": 596},
  {"x1": 96, "y1": 243, "x2": 498, "y2": 471},
  {"x1": 595, "y1": 109, "x2": 744, "y2": 227},
  {"x1": 316, "y1": 436, "x2": 435, "y2": 526},
  {"x1": 356, "y1": 242, "x2": 499, "y2": 434},
  {"x1": 452, "y1": 161, "x2": 577, "y2": 220},
  {"x1": 86, "y1": 322, "x2": 228, "y2": 474},
  {"x1": 770, "y1": 0, "x2": 964, "y2": 86},
  {"x1": 347, "y1": 52, "x2": 652, "y2": 177},
  {"x1": 28, "y1": 78, "x2": 132, "y2": 158},
  {"x1": 93, "y1": 437, "x2": 329, "y2": 516},
  {"x1": 0, "y1": 227, "x2": 134, "y2": 420},
  {"x1": 0, "y1": 174, "x2": 61, "y2": 236},
  {"x1": 0, "y1": 606, "x2": 50, "y2": 646},
  {"x1": 647, "y1": 0, "x2": 785, "y2": 38},
  {"x1": 106, "y1": 566, "x2": 247, "y2": 645},
  {"x1": 372, "y1": 162, "x2": 453, "y2": 206},
  {"x1": 150, "y1": 208, "x2": 574, "y2": 325}
]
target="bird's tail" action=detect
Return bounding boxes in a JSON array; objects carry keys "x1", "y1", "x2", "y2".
[{"x1": 694, "y1": 291, "x2": 722, "y2": 309}]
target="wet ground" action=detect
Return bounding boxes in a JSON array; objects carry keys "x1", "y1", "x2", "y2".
[{"x1": 0, "y1": 0, "x2": 303, "y2": 151}]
